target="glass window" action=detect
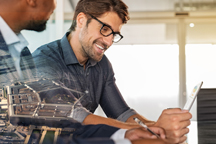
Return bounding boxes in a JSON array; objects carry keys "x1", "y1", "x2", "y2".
[
  {"x1": 103, "y1": 44, "x2": 179, "y2": 121},
  {"x1": 186, "y1": 44, "x2": 216, "y2": 121}
]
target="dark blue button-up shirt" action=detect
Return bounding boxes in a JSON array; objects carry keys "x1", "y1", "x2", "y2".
[{"x1": 32, "y1": 32, "x2": 137, "y2": 122}]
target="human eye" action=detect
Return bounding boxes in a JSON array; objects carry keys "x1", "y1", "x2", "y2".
[{"x1": 101, "y1": 25, "x2": 111, "y2": 35}]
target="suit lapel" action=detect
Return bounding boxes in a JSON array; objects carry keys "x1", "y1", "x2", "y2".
[
  {"x1": 0, "y1": 32, "x2": 36, "y2": 86},
  {"x1": 0, "y1": 31, "x2": 9, "y2": 51},
  {"x1": 0, "y1": 31, "x2": 19, "y2": 86}
]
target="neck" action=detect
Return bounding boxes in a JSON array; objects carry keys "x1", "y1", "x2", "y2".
[
  {"x1": 68, "y1": 32, "x2": 89, "y2": 66},
  {"x1": 1, "y1": 16, "x2": 22, "y2": 33}
]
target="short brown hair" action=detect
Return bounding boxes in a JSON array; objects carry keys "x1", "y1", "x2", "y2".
[{"x1": 69, "y1": 0, "x2": 129, "y2": 32}]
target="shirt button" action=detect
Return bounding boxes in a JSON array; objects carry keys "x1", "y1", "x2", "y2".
[{"x1": 85, "y1": 90, "x2": 89, "y2": 94}]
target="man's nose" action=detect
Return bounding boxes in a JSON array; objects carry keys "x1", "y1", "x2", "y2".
[{"x1": 103, "y1": 34, "x2": 113, "y2": 47}]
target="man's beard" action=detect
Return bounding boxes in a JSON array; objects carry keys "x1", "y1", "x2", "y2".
[
  {"x1": 25, "y1": 20, "x2": 47, "y2": 32},
  {"x1": 79, "y1": 26, "x2": 108, "y2": 62},
  {"x1": 80, "y1": 39, "x2": 107, "y2": 62}
]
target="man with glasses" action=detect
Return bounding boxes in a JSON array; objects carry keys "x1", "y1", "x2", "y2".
[
  {"x1": 0, "y1": 0, "x2": 169, "y2": 144},
  {"x1": 89, "y1": 14, "x2": 123, "y2": 43},
  {"x1": 33, "y1": 0, "x2": 192, "y2": 143}
]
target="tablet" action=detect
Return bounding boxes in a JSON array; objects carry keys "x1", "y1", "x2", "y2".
[{"x1": 183, "y1": 81, "x2": 203, "y2": 111}]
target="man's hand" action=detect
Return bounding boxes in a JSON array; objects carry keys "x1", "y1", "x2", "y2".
[
  {"x1": 154, "y1": 108, "x2": 192, "y2": 143},
  {"x1": 125, "y1": 126, "x2": 166, "y2": 141}
]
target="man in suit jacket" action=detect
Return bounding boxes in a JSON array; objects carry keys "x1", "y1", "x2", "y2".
[{"x1": 0, "y1": 0, "x2": 169, "y2": 144}]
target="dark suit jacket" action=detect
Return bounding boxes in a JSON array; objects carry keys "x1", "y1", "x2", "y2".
[
  {"x1": 0, "y1": 31, "x2": 119, "y2": 144},
  {"x1": 60, "y1": 124, "x2": 118, "y2": 144},
  {"x1": 0, "y1": 31, "x2": 36, "y2": 87}
]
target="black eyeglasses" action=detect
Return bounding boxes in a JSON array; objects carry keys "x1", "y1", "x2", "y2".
[{"x1": 89, "y1": 14, "x2": 123, "y2": 43}]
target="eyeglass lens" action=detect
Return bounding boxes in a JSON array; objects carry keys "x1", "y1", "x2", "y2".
[{"x1": 100, "y1": 25, "x2": 121, "y2": 42}]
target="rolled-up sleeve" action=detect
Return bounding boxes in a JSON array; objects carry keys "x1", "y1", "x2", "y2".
[
  {"x1": 116, "y1": 109, "x2": 137, "y2": 122},
  {"x1": 72, "y1": 107, "x2": 92, "y2": 123}
]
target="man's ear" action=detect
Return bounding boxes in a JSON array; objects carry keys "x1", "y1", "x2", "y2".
[
  {"x1": 77, "y1": 12, "x2": 87, "y2": 28},
  {"x1": 26, "y1": 0, "x2": 37, "y2": 7}
]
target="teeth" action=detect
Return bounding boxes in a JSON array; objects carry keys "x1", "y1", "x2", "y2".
[{"x1": 95, "y1": 44, "x2": 104, "y2": 50}]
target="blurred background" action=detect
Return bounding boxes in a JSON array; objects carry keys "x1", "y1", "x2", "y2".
[{"x1": 22, "y1": 1, "x2": 216, "y2": 142}]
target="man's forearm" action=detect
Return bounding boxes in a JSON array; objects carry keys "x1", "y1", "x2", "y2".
[
  {"x1": 83, "y1": 114, "x2": 140, "y2": 129},
  {"x1": 126, "y1": 114, "x2": 156, "y2": 126}
]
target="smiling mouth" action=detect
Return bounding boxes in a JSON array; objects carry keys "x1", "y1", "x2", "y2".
[
  {"x1": 95, "y1": 43, "x2": 105, "y2": 53},
  {"x1": 95, "y1": 44, "x2": 104, "y2": 50}
]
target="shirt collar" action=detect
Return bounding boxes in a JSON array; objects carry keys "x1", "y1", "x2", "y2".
[
  {"x1": 15, "y1": 33, "x2": 29, "y2": 53},
  {"x1": 0, "y1": 16, "x2": 19, "y2": 45},
  {"x1": 61, "y1": 32, "x2": 97, "y2": 66},
  {"x1": 61, "y1": 32, "x2": 79, "y2": 65}
]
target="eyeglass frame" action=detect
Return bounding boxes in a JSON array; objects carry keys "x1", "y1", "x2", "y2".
[{"x1": 88, "y1": 14, "x2": 123, "y2": 43}]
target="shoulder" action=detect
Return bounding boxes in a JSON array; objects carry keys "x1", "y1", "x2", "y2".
[
  {"x1": 97, "y1": 55, "x2": 114, "y2": 72},
  {"x1": 32, "y1": 39, "x2": 64, "y2": 68},
  {"x1": 32, "y1": 39, "x2": 62, "y2": 57},
  {"x1": 99, "y1": 55, "x2": 112, "y2": 67}
]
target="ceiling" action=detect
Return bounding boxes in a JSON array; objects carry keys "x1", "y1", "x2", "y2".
[{"x1": 64, "y1": 0, "x2": 216, "y2": 12}]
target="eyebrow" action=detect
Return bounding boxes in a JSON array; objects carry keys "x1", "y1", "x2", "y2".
[
  {"x1": 103, "y1": 22, "x2": 121, "y2": 33},
  {"x1": 90, "y1": 14, "x2": 121, "y2": 33}
]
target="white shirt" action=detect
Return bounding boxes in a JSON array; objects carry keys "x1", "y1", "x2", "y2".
[
  {"x1": 111, "y1": 129, "x2": 131, "y2": 144},
  {"x1": 0, "y1": 16, "x2": 28, "y2": 79}
]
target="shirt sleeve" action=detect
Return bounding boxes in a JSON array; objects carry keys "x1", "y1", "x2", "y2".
[
  {"x1": 113, "y1": 139, "x2": 131, "y2": 144},
  {"x1": 72, "y1": 107, "x2": 92, "y2": 123},
  {"x1": 32, "y1": 45, "x2": 92, "y2": 123},
  {"x1": 116, "y1": 109, "x2": 137, "y2": 122},
  {"x1": 100, "y1": 57, "x2": 138, "y2": 121},
  {"x1": 110, "y1": 129, "x2": 132, "y2": 144}
]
